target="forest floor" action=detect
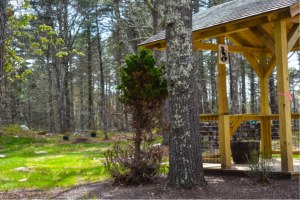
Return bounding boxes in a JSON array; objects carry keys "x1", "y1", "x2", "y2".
[
  {"x1": 0, "y1": 175, "x2": 299, "y2": 199},
  {"x1": 0, "y1": 125, "x2": 299, "y2": 199}
]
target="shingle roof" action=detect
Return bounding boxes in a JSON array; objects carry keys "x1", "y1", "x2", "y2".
[{"x1": 139, "y1": 0, "x2": 299, "y2": 46}]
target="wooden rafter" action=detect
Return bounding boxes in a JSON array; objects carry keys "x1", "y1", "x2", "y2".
[
  {"x1": 230, "y1": 117, "x2": 244, "y2": 137},
  {"x1": 193, "y1": 42, "x2": 267, "y2": 54},
  {"x1": 290, "y1": 2, "x2": 300, "y2": 17},
  {"x1": 243, "y1": 53, "x2": 263, "y2": 79},
  {"x1": 286, "y1": 15, "x2": 300, "y2": 24},
  {"x1": 264, "y1": 56, "x2": 276, "y2": 78},
  {"x1": 249, "y1": 26, "x2": 275, "y2": 54},
  {"x1": 287, "y1": 24, "x2": 300, "y2": 51}
]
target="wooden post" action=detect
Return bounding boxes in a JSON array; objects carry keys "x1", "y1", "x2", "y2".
[
  {"x1": 260, "y1": 53, "x2": 272, "y2": 158},
  {"x1": 219, "y1": 115, "x2": 231, "y2": 168},
  {"x1": 275, "y1": 20, "x2": 293, "y2": 172},
  {"x1": 217, "y1": 37, "x2": 229, "y2": 114},
  {"x1": 217, "y1": 36, "x2": 231, "y2": 169}
]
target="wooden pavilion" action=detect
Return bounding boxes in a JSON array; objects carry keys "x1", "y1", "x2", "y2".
[{"x1": 139, "y1": 0, "x2": 300, "y2": 172}]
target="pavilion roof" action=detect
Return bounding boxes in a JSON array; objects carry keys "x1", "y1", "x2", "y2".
[{"x1": 139, "y1": 0, "x2": 299, "y2": 48}]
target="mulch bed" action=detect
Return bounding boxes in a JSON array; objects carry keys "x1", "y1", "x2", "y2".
[{"x1": 1, "y1": 176, "x2": 299, "y2": 199}]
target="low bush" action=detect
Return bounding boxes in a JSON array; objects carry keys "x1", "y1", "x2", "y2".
[
  {"x1": 246, "y1": 150, "x2": 275, "y2": 183},
  {"x1": 104, "y1": 142, "x2": 163, "y2": 185}
]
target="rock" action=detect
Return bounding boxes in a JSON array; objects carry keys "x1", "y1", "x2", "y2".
[
  {"x1": 35, "y1": 151, "x2": 47, "y2": 154},
  {"x1": 0, "y1": 154, "x2": 5, "y2": 158},
  {"x1": 20, "y1": 125, "x2": 29, "y2": 131},
  {"x1": 14, "y1": 167, "x2": 30, "y2": 172}
]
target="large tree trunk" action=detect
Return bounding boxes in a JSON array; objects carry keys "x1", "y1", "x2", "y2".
[
  {"x1": 113, "y1": 0, "x2": 124, "y2": 131},
  {"x1": 53, "y1": 0, "x2": 68, "y2": 133},
  {"x1": 45, "y1": 0, "x2": 55, "y2": 132},
  {"x1": 229, "y1": 54, "x2": 240, "y2": 114},
  {"x1": 249, "y1": 67, "x2": 256, "y2": 113},
  {"x1": 86, "y1": 16, "x2": 93, "y2": 130},
  {"x1": 166, "y1": 0, "x2": 206, "y2": 187},
  {"x1": 0, "y1": 0, "x2": 8, "y2": 122},
  {"x1": 241, "y1": 57, "x2": 247, "y2": 113},
  {"x1": 95, "y1": 9, "x2": 108, "y2": 139},
  {"x1": 209, "y1": 51, "x2": 217, "y2": 112},
  {"x1": 269, "y1": 72, "x2": 278, "y2": 114}
]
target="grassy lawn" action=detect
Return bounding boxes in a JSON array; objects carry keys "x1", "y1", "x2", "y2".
[{"x1": 0, "y1": 125, "x2": 124, "y2": 191}]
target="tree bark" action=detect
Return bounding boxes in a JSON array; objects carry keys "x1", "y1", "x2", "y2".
[
  {"x1": 249, "y1": 67, "x2": 256, "y2": 113},
  {"x1": 229, "y1": 54, "x2": 240, "y2": 114},
  {"x1": 95, "y1": 7, "x2": 108, "y2": 139},
  {"x1": 113, "y1": 0, "x2": 124, "y2": 131},
  {"x1": 241, "y1": 57, "x2": 247, "y2": 113},
  {"x1": 0, "y1": 0, "x2": 8, "y2": 122},
  {"x1": 86, "y1": 15, "x2": 93, "y2": 130},
  {"x1": 209, "y1": 51, "x2": 217, "y2": 112},
  {"x1": 269, "y1": 72, "x2": 278, "y2": 114},
  {"x1": 166, "y1": 0, "x2": 206, "y2": 187}
]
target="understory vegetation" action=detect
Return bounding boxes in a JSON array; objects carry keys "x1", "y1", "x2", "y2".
[{"x1": 0, "y1": 125, "x2": 165, "y2": 191}]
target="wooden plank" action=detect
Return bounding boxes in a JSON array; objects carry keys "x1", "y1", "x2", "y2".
[
  {"x1": 217, "y1": 37, "x2": 229, "y2": 114},
  {"x1": 143, "y1": 40, "x2": 166, "y2": 50},
  {"x1": 229, "y1": 114, "x2": 263, "y2": 121},
  {"x1": 227, "y1": 33, "x2": 252, "y2": 46},
  {"x1": 275, "y1": 20, "x2": 294, "y2": 172},
  {"x1": 291, "y1": 113, "x2": 300, "y2": 119},
  {"x1": 199, "y1": 114, "x2": 219, "y2": 122},
  {"x1": 260, "y1": 53, "x2": 272, "y2": 158},
  {"x1": 243, "y1": 53, "x2": 264, "y2": 79},
  {"x1": 286, "y1": 15, "x2": 300, "y2": 24},
  {"x1": 290, "y1": 2, "x2": 300, "y2": 17},
  {"x1": 230, "y1": 117, "x2": 244, "y2": 137},
  {"x1": 272, "y1": 151, "x2": 300, "y2": 155},
  {"x1": 249, "y1": 26, "x2": 275, "y2": 54},
  {"x1": 287, "y1": 24, "x2": 300, "y2": 52},
  {"x1": 264, "y1": 56, "x2": 276, "y2": 78},
  {"x1": 193, "y1": 42, "x2": 267, "y2": 54},
  {"x1": 266, "y1": 113, "x2": 300, "y2": 120},
  {"x1": 219, "y1": 115, "x2": 231, "y2": 169}
]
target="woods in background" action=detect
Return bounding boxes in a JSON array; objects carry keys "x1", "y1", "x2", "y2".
[{"x1": 0, "y1": 0, "x2": 299, "y2": 134}]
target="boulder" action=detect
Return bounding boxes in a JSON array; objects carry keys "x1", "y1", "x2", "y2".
[{"x1": 20, "y1": 125, "x2": 29, "y2": 131}]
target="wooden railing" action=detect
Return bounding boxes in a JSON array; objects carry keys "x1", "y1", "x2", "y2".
[{"x1": 199, "y1": 113, "x2": 300, "y2": 156}]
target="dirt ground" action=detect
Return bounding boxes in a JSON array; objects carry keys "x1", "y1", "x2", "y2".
[{"x1": 0, "y1": 176, "x2": 299, "y2": 199}]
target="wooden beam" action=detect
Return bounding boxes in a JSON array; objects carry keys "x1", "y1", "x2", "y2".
[
  {"x1": 193, "y1": 42, "x2": 267, "y2": 54},
  {"x1": 249, "y1": 26, "x2": 275, "y2": 54},
  {"x1": 290, "y1": 2, "x2": 300, "y2": 17},
  {"x1": 199, "y1": 114, "x2": 219, "y2": 122},
  {"x1": 143, "y1": 40, "x2": 166, "y2": 50},
  {"x1": 275, "y1": 20, "x2": 293, "y2": 172},
  {"x1": 264, "y1": 56, "x2": 276, "y2": 78},
  {"x1": 230, "y1": 117, "x2": 244, "y2": 137},
  {"x1": 219, "y1": 115, "x2": 231, "y2": 169},
  {"x1": 243, "y1": 53, "x2": 264, "y2": 79},
  {"x1": 217, "y1": 36, "x2": 231, "y2": 170},
  {"x1": 287, "y1": 24, "x2": 300, "y2": 52},
  {"x1": 285, "y1": 15, "x2": 300, "y2": 24},
  {"x1": 226, "y1": 33, "x2": 252, "y2": 46}
]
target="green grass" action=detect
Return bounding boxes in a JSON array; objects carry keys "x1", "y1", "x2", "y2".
[
  {"x1": 272, "y1": 154, "x2": 300, "y2": 159},
  {"x1": 0, "y1": 130, "x2": 119, "y2": 191}
]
